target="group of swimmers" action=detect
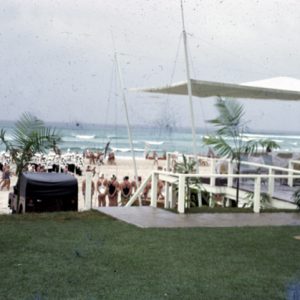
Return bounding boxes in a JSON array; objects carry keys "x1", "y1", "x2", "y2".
[
  {"x1": 82, "y1": 174, "x2": 137, "y2": 206},
  {"x1": 84, "y1": 150, "x2": 116, "y2": 166},
  {"x1": 82, "y1": 173, "x2": 165, "y2": 207}
]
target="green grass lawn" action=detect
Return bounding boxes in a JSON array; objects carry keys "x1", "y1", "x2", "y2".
[{"x1": 1, "y1": 211, "x2": 300, "y2": 299}]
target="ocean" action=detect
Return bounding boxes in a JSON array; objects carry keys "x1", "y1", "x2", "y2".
[{"x1": 0, "y1": 121, "x2": 300, "y2": 157}]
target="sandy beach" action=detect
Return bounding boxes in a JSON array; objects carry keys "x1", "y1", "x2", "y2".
[{"x1": 0, "y1": 156, "x2": 166, "y2": 214}]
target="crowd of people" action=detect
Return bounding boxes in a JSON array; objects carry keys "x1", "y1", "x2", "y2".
[
  {"x1": 0, "y1": 148, "x2": 165, "y2": 210},
  {"x1": 82, "y1": 172, "x2": 165, "y2": 207}
]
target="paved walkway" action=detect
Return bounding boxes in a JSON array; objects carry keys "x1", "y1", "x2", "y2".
[{"x1": 96, "y1": 207, "x2": 300, "y2": 228}]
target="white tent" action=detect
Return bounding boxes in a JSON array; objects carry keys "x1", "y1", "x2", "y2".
[{"x1": 131, "y1": 77, "x2": 300, "y2": 100}]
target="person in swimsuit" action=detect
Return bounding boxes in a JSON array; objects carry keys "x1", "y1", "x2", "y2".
[
  {"x1": 120, "y1": 176, "x2": 132, "y2": 206},
  {"x1": 131, "y1": 176, "x2": 141, "y2": 193},
  {"x1": 108, "y1": 151, "x2": 116, "y2": 165},
  {"x1": 157, "y1": 179, "x2": 165, "y2": 200},
  {"x1": 96, "y1": 173, "x2": 107, "y2": 207},
  {"x1": 107, "y1": 174, "x2": 119, "y2": 206},
  {"x1": 142, "y1": 180, "x2": 152, "y2": 202},
  {"x1": 95, "y1": 151, "x2": 104, "y2": 165},
  {"x1": 140, "y1": 179, "x2": 164, "y2": 203},
  {"x1": 1, "y1": 165, "x2": 11, "y2": 191}
]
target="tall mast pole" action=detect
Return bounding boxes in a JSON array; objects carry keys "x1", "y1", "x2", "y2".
[
  {"x1": 180, "y1": 0, "x2": 198, "y2": 167},
  {"x1": 112, "y1": 35, "x2": 139, "y2": 183}
]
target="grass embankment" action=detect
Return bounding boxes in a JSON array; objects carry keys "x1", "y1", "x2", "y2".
[{"x1": 1, "y1": 211, "x2": 300, "y2": 299}]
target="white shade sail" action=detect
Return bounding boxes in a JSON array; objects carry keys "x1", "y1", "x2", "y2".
[
  {"x1": 131, "y1": 77, "x2": 300, "y2": 100},
  {"x1": 145, "y1": 141, "x2": 165, "y2": 146}
]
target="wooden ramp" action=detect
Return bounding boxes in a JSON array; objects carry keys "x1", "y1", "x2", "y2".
[
  {"x1": 96, "y1": 207, "x2": 300, "y2": 228},
  {"x1": 238, "y1": 181, "x2": 298, "y2": 203}
]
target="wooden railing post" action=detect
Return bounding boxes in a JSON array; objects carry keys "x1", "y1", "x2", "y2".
[
  {"x1": 210, "y1": 159, "x2": 216, "y2": 187},
  {"x1": 151, "y1": 173, "x2": 158, "y2": 207},
  {"x1": 254, "y1": 177, "x2": 261, "y2": 213},
  {"x1": 228, "y1": 161, "x2": 233, "y2": 187},
  {"x1": 178, "y1": 175, "x2": 185, "y2": 213},
  {"x1": 166, "y1": 153, "x2": 171, "y2": 171},
  {"x1": 197, "y1": 190, "x2": 202, "y2": 207},
  {"x1": 288, "y1": 161, "x2": 294, "y2": 187},
  {"x1": 85, "y1": 171, "x2": 92, "y2": 210},
  {"x1": 164, "y1": 182, "x2": 170, "y2": 208},
  {"x1": 170, "y1": 185, "x2": 176, "y2": 209},
  {"x1": 268, "y1": 169, "x2": 275, "y2": 197}
]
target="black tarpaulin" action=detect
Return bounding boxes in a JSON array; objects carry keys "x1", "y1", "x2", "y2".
[{"x1": 20, "y1": 172, "x2": 78, "y2": 200}]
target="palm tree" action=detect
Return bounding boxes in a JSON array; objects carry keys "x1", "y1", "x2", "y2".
[
  {"x1": 203, "y1": 98, "x2": 279, "y2": 206},
  {"x1": 0, "y1": 113, "x2": 61, "y2": 205},
  {"x1": 174, "y1": 154, "x2": 201, "y2": 207}
]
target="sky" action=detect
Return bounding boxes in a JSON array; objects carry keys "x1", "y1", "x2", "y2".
[{"x1": 0, "y1": 0, "x2": 300, "y2": 132}]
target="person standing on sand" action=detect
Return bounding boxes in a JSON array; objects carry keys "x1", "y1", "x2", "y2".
[
  {"x1": 107, "y1": 174, "x2": 119, "y2": 206},
  {"x1": 140, "y1": 179, "x2": 164, "y2": 202},
  {"x1": 63, "y1": 165, "x2": 69, "y2": 174},
  {"x1": 0, "y1": 165, "x2": 11, "y2": 191},
  {"x1": 142, "y1": 180, "x2": 152, "y2": 201},
  {"x1": 108, "y1": 151, "x2": 116, "y2": 165},
  {"x1": 131, "y1": 176, "x2": 141, "y2": 193},
  {"x1": 120, "y1": 176, "x2": 132, "y2": 206},
  {"x1": 157, "y1": 179, "x2": 165, "y2": 200},
  {"x1": 96, "y1": 173, "x2": 107, "y2": 207},
  {"x1": 86, "y1": 165, "x2": 96, "y2": 176}
]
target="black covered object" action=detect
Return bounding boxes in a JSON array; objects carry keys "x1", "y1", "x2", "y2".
[
  {"x1": 67, "y1": 163, "x2": 75, "y2": 173},
  {"x1": 20, "y1": 172, "x2": 78, "y2": 212}
]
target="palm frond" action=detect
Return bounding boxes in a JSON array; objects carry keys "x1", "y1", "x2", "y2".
[
  {"x1": 241, "y1": 138, "x2": 280, "y2": 156},
  {"x1": 203, "y1": 135, "x2": 234, "y2": 158},
  {"x1": 258, "y1": 139, "x2": 280, "y2": 151},
  {"x1": 2, "y1": 112, "x2": 61, "y2": 175},
  {"x1": 208, "y1": 98, "x2": 244, "y2": 136},
  {"x1": 242, "y1": 140, "x2": 260, "y2": 155},
  {"x1": 0, "y1": 129, "x2": 12, "y2": 151},
  {"x1": 174, "y1": 154, "x2": 197, "y2": 174}
]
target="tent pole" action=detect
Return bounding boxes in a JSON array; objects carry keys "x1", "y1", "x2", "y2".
[
  {"x1": 180, "y1": 0, "x2": 199, "y2": 170},
  {"x1": 114, "y1": 51, "x2": 139, "y2": 185}
]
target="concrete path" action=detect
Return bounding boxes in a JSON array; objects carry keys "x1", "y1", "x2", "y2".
[{"x1": 96, "y1": 207, "x2": 300, "y2": 228}]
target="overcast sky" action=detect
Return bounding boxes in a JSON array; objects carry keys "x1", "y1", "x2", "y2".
[{"x1": 1, "y1": 0, "x2": 300, "y2": 132}]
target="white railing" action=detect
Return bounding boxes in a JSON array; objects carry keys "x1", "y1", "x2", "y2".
[
  {"x1": 80, "y1": 154, "x2": 300, "y2": 214},
  {"x1": 147, "y1": 171, "x2": 300, "y2": 214},
  {"x1": 167, "y1": 152, "x2": 300, "y2": 195},
  {"x1": 288, "y1": 160, "x2": 300, "y2": 187}
]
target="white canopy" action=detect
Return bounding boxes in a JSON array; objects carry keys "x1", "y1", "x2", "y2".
[
  {"x1": 145, "y1": 141, "x2": 164, "y2": 146},
  {"x1": 131, "y1": 77, "x2": 300, "y2": 100}
]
